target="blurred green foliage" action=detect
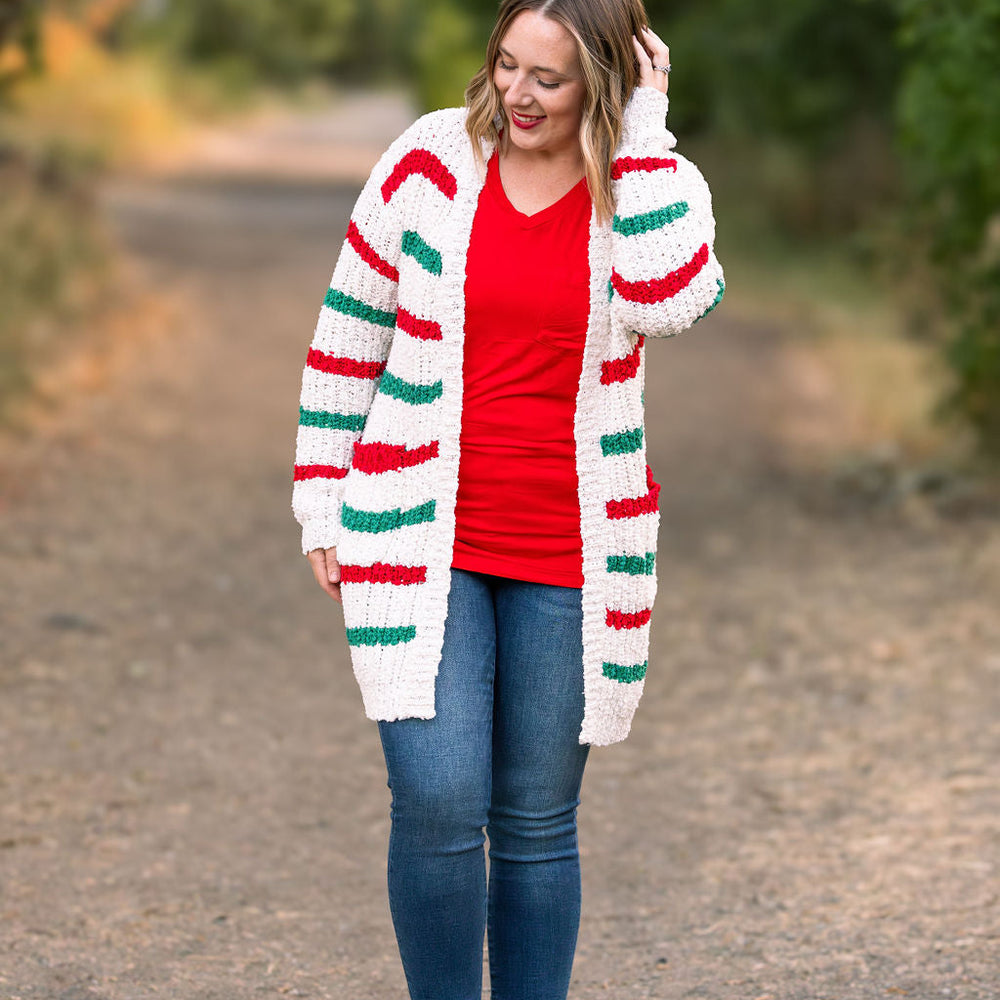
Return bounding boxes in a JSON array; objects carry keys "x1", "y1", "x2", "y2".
[
  {"x1": 1, "y1": 1, "x2": 105, "y2": 416},
  {"x1": 117, "y1": 0, "x2": 416, "y2": 90},
  {"x1": 0, "y1": 0, "x2": 43, "y2": 104},
  {"x1": 895, "y1": 0, "x2": 1000, "y2": 452},
  {"x1": 410, "y1": 0, "x2": 484, "y2": 113},
  {"x1": 122, "y1": 0, "x2": 354, "y2": 90},
  {"x1": 0, "y1": 149, "x2": 111, "y2": 417}
]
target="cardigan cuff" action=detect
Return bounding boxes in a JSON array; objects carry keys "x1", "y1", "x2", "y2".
[
  {"x1": 620, "y1": 86, "x2": 675, "y2": 148},
  {"x1": 300, "y1": 515, "x2": 341, "y2": 556}
]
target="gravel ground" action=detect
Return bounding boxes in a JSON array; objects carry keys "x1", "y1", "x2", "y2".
[{"x1": 0, "y1": 93, "x2": 997, "y2": 1000}]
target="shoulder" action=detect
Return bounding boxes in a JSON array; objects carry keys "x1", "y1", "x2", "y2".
[
  {"x1": 388, "y1": 106, "x2": 471, "y2": 158},
  {"x1": 358, "y1": 107, "x2": 474, "y2": 216}
]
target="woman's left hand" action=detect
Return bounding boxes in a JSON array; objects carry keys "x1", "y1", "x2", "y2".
[{"x1": 632, "y1": 25, "x2": 670, "y2": 94}]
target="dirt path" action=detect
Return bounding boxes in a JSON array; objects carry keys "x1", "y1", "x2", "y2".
[{"x1": 1, "y1": 92, "x2": 998, "y2": 1000}]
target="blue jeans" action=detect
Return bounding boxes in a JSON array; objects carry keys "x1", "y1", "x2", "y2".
[{"x1": 377, "y1": 568, "x2": 591, "y2": 1000}]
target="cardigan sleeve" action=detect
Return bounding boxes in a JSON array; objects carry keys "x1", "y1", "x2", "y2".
[
  {"x1": 609, "y1": 87, "x2": 725, "y2": 340},
  {"x1": 291, "y1": 127, "x2": 413, "y2": 555}
]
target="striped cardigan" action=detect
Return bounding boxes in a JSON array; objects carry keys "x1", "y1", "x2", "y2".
[{"x1": 292, "y1": 86, "x2": 724, "y2": 746}]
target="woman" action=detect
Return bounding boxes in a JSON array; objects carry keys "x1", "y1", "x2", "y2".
[{"x1": 292, "y1": 0, "x2": 723, "y2": 996}]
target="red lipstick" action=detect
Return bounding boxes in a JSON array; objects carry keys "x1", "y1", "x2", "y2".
[{"x1": 510, "y1": 110, "x2": 546, "y2": 130}]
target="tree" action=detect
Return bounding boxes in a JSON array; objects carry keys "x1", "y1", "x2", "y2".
[
  {"x1": 0, "y1": 0, "x2": 44, "y2": 106},
  {"x1": 122, "y1": 0, "x2": 360, "y2": 86},
  {"x1": 895, "y1": 0, "x2": 1000, "y2": 454}
]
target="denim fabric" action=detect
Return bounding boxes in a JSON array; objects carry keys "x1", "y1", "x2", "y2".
[{"x1": 377, "y1": 567, "x2": 591, "y2": 1000}]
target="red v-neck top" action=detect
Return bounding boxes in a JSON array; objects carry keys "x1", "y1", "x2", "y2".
[{"x1": 452, "y1": 150, "x2": 592, "y2": 587}]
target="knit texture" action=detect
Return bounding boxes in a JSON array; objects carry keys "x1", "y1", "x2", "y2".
[{"x1": 292, "y1": 86, "x2": 725, "y2": 746}]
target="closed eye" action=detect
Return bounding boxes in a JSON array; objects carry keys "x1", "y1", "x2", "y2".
[{"x1": 497, "y1": 57, "x2": 561, "y2": 89}]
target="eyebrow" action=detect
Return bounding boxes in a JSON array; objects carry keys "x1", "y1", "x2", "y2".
[{"x1": 497, "y1": 46, "x2": 569, "y2": 78}]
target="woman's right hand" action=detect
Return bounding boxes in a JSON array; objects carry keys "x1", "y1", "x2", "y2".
[
  {"x1": 632, "y1": 25, "x2": 670, "y2": 95},
  {"x1": 307, "y1": 547, "x2": 342, "y2": 603}
]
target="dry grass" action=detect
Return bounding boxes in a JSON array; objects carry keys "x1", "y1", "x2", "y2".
[{"x1": 720, "y1": 243, "x2": 971, "y2": 472}]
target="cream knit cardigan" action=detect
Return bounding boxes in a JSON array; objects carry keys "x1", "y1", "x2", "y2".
[{"x1": 292, "y1": 86, "x2": 724, "y2": 746}]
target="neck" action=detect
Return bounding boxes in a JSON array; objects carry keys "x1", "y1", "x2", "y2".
[{"x1": 501, "y1": 136, "x2": 585, "y2": 178}]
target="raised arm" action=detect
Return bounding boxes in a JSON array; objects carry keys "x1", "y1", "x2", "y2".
[{"x1": 609, "y1": 86, "x2": 725, "y2": 340}]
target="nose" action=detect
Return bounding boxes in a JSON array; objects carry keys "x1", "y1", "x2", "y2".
[{"x1": 504, "y1": 72, "x2": 533, "y2": 108}]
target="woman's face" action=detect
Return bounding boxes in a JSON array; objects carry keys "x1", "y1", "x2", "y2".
[{"x1": 493, "y1": 10, "x2": 587, "y2": 160}]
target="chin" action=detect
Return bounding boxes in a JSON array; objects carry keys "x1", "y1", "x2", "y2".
[{"x1": 510, "y1": 126, "x2": 558, "y2": 150}]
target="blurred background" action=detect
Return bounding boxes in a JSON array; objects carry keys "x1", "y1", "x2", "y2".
[
  {"x1": 1, "y1": 3, "x2": 999, "y2": 998},
  {"x1": 1, "y1": 0, "x2": 998, "y2": 466}
]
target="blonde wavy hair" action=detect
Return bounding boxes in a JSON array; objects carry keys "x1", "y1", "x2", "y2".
[{"x1": 464, "y1": 0, "x2": 649, "y2": 224}]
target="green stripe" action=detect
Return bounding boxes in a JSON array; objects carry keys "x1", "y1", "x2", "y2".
[
  {"x1": 600, "y1": 427, "x2": 643, "y2": 456},
  {"x1": 341, "y1": 500, "x2": 436, "y2": 534},
  {"x1": 324, "y1": 289, "x2": 396, "y2": 328},
  {"x1": 402, "y1": 231, "x2": 443, "y2": 275},
  {"x1": 298, "y1": 407, "x2": 366, "y2": 431},
  {"x1": 606, "y1": 552, "x2": 656, "y2": 576},
  {"x1": 379, "y1": 370, "x2": 443, "y2": 405},
  {"x1": 613, "y1": 201, "x2": 689, "y2": 236},
  {"x1": 695, "y1": 278, "x2": 725, "y2": 322},
  {"x1": 347, "y1": 625, "x2": 416, "y2": 647},
  {"x1": 602, "y1": 661, "x2": 648, "y2": 683}
]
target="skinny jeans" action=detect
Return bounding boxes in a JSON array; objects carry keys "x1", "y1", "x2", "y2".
[{"x1": 377, "y1": 567, "x2": 590, "y2": 1000}]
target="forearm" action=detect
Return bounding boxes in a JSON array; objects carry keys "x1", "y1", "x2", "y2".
[
  {"x1": 292, "y1": 136, "x2": 410, "y2": 552},
  {"x1": 609, "y1": 87, "x2": 725, "y2": 340}
]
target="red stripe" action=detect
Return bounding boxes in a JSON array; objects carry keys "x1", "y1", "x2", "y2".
[
  {"x1": 382, "y1": 149, "x2": 458, "y2": 204},
  {"x1": 606, "y1": 608, "x2": 652, "y2": 630},
  {"x1": 600, "y1": 336, "x2": 645, "y2": 385},
  {"x1": 611, "y1": 156, "x2": 677, "y2": 179},
  {"x1": 397, "y1": 307, "x2": 443, "y2": 341},
  {"x1": 606, "y1": 465, "x2": 660, "y2": 519},
  {"x1": 340, "y1": 563, "x2": 428, "y2": 585},
  {"x1": 611, "y1": 243, "x2": 709, "y2": 304},
  {"x1": 293, "y1": 464, "x2": 349, "y2": 482},
  {"x1": 346, "y1": 221, "x2": 399, "y2": 283},
  {"x1": 307, "y1": 347, "x2": 386, "y2": 380},
  {"x1": 352, "y1": 440, "x2": 439, "y2": 474}
]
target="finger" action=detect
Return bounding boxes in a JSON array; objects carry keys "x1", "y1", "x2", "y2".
[
  {"x1": 307, "y1": 548, "x2": 328, "y2": 585},
  {"x1": 306, "y1": 548, "x2": 343, "y2": 602},
  {"x1": 323, "y1": 547, "x2": 343, "y2": 603},
  {"x1": 641, "y1": 27, "x2": 670, "y2": 63},
  {"x1": 633, "y1": 33, "x2": 667, "y2": 92},
  {"x1": 642, "y1": 25, "x2": 669, "y2": 52},
  {"x1": 632, "y1": 35, "x2": 653, "y2": 78},
  {"x1": 325, "y1": 546, "x2": 340, "y2": 584}
]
